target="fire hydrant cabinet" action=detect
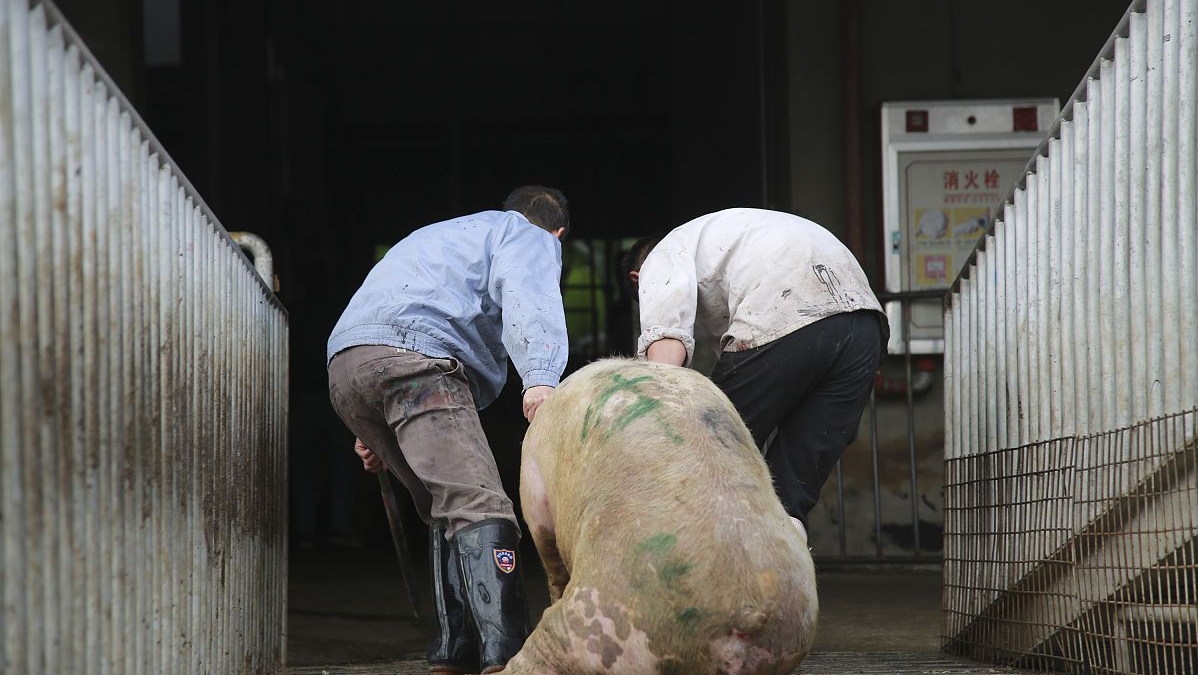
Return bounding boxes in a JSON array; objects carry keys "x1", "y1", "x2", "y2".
[{"x1": 881, "y1": 99, "x2": 1058, "y2": 354}]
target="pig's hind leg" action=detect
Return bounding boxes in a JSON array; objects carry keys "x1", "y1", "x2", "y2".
[
  {"x1": 530, "y1": 526, "x2": 571, "y2": 603},
  {"x1": 503, "y1": 586, "x2": 658, "y2": 675},
  {"x1": 520, "y1": 451, "x2": 570, "y2": 602}
]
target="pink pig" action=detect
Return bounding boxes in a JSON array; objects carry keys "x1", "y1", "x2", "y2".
[{"x1": 507, "y1": 359, "x2": 818, "y2": 674}]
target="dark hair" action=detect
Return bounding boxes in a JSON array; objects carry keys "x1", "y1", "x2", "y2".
[
  {"x1": 503, "y1": 185, "x2": 570, "y2": 235},
  {"x1": 620, "y1": 235, "x2": 664, "y2": 287}
]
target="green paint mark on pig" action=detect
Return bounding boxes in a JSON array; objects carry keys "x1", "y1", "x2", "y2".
[
  {"x1": 611, "y1": 396, "x2": 662, "y2": 433},
  {"x1": 658, "y1": 562, "x2": 694, "y2": 584},
  {"x1": 676, "y1": 607, "x2": 706, "y2": 630},
  {"x1": 581, "y1": 374, "x2": 654, "y2": 440},
  {"x1": 635, "y1": 532, "x2": 677, "y2": 556},
  {"x1": 654, "y1": 416, "x2": 685, "y2": 445}
]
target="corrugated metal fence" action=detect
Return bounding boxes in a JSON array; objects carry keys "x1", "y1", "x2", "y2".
[
  {"x1": 943, "y1": 0, "x2": 1197, "y2": 672},
  {"x1": 1, "y1": 1, "x2": 289, "y2": 673}
]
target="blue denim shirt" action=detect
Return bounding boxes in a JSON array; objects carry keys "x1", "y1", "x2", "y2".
[{"x1": 327, "y1": 210, "x2": 567, "y2": 409}]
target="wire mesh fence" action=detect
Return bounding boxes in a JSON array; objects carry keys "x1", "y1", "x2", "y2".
[{"x1": 943, "y1": 410, "x2": 1198, "y2": 673}]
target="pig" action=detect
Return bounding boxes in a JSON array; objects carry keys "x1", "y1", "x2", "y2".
[{"x1": 506, "y1": 358, "x2": 818, "y2": 675}]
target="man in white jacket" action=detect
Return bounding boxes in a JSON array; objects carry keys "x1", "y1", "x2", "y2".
[{"x1": 624, "y1": 208, "x2": 887, "y2": 528}]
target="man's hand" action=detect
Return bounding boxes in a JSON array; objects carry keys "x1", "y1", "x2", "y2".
[
  {"x1": 353, "y1": 437, "x2": 384, "y2": 473},
  {"x1": 646, "y1": 338, "x2": 687, "y2": 367},
  {"x1": 523, "y1": 385, "x2": 554, "y2": 422}
]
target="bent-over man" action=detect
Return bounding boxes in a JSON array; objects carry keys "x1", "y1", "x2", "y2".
[
  {"x1": 327, "y1": 186, "x2": 570, "y2": 674},
  {"x1": 624, "y1": 207, "x2": 887, "y2": 531}
]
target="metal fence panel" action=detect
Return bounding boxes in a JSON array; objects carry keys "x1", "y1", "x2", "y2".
[
  {"x1": 944, "y1": 0, "x2": 1198, "y2": 672},
  {"x1": 0, "y1": 1, "x2": 289, "y2": 673}
]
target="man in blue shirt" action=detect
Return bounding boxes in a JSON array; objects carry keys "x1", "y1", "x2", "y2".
[{"x1": 327, "y1": 186, "x2": 570, "y2": 674}]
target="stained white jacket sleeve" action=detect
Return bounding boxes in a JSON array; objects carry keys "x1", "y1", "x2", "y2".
[{"x1": 635, "y1": 247, "x2": 698, "y2": 366}]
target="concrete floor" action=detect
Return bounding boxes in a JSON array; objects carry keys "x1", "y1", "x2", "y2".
[{"x1": 285, "y1": 547, "x2": 1021, "y2": 673}]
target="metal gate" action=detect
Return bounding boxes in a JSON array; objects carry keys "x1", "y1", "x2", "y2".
[
  {"x1": 1, "y1": 1, "x2": 289, "y2": 673},
  {"x1": 943, "y1": 0, "x2": 1198, "y2": 672}
]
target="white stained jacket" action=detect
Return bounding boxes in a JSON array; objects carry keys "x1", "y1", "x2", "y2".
[{"x1": 636, "y1": 208, "x2": 884, "y2": 367}]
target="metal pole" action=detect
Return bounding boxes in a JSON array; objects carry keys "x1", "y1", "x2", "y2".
[
  {"x1": 904, "y1": 298, "x2": 922, "y2": 556},
  {"x1": 378, "y1": 472, "x2": 421, "y2": 619},
  {"x1": 870, "y1": 388, "x2": 883, "y2": 557},
  {"x1": 836, "y1": 460, "x2": 847, "y2": 557}
]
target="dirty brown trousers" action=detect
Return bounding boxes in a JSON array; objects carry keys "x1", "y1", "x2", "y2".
[{"x1": 327, "y1": 345, "x2": 516, "y2": 535}]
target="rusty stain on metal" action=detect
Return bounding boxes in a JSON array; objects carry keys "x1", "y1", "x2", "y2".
[{"x1": 1, "y1": 1, "x2": 289, "y2": 673}]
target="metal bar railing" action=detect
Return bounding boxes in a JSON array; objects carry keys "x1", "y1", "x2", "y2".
[
  {"x1": 822, "y1": 289, "x2": 943, "y2": 562},
  {"x1": 0, "y1": 1, "x2": 289, "y2": 673},
  {"x1": 902, "y1": 298, "x2": 922, "y2": 556},
  {"x1": 869, "y1": 389, "x2": 883, "y2": 558},
  {"x1": 943, "y1": 0, "x2": 1198, "y2": 671}
]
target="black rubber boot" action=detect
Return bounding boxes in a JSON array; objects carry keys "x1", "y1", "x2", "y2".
[
  {"x1": 454, "y1": 519, "x2": 532, "y2": 674},
  {"x1": 426, "y1": 522, "x2": 480, "y2": 673}
]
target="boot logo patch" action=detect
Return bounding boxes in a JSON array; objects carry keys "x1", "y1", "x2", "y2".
[{"x1": 494, "y1": 549, "x2": 516, "y2": 574}]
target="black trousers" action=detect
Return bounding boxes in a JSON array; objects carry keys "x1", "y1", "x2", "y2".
[{"x1": 710, "y1": 310, "x2": 884, "y2": 526}]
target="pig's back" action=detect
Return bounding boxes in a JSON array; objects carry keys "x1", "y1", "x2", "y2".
[{"x1": 525, "y1": 359, "x2": 818, "y2": 672}]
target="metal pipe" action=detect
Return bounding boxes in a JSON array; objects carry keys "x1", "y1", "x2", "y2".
[
  {"x1": 903, "y1": 298, "x2": 921, "y2": 557},
  {"x1": 230, "y1": 230, "x2": 275, "y2": 290},
  {"x1": 869, "y1": 388, "x2": 882, "y2": 557}
]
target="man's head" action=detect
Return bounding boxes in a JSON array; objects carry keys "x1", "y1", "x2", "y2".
[
  {"x1": 621, "y1": 235, "x2": 663, "y2": 292},
  {"x1": 503, "y1": 185, "x2": 569, "y2": 239}
]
